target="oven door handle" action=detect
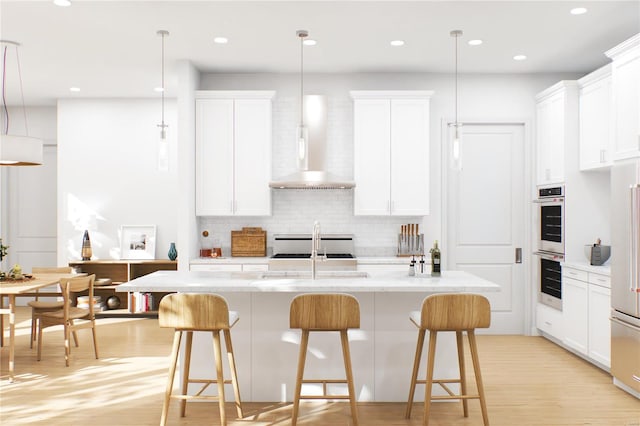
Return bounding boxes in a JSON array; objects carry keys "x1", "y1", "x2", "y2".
[
  {"x1": 533, "y1": 251, "x2": 565, "y2": 261},
  {"x1": 532, "y1": 198, "x2": 564, "y2": 204}
]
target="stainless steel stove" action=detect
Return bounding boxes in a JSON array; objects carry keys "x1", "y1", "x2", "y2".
[{"x1": 268, "y1": 234, "x2": 357, "y2": 271}]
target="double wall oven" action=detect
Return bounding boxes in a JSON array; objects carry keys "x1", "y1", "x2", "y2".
[{"x1": 534, "y1": 185, "x2": 565, "y2": 310}]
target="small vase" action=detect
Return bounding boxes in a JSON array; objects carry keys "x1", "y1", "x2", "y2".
[{"x1": 168, "y1": 242, "x2": 178, "y2": 261}]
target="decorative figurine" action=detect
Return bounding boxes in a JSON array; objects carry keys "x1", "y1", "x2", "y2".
[{"x1": 81, "y1": 230, "x2": 93, "y2": 260}]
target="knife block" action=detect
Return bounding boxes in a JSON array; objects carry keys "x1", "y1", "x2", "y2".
[{"x1": 397, "y1": 233, "x2": 424, "y2": 257}]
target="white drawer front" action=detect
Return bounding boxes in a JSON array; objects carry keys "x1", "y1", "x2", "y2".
[
  {"x1": 242, "y1": 264, "x2": 269, "y2": 272},
  {"x1": 563, "y1": 267, "x2": 588, "y2": 282},
  {"x1": 190, "y1": 264, "x2": 242, "y2": 272},
  {"x1": 588, "y1": 273, "x2": 611, "y2": 288},
  {"x1": 536, "y1": 303, "x2": 564, "y2": 340}
]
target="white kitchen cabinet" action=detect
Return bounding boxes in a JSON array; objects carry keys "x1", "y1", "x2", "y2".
[
  {"x1": 190, "y1": 261, "x2": 269, "y2": 272},
  {"x1": 605, "y1": 33, "x2": 640, "y2": 161},
  {"x1": 535, "y1": 81, "x2": 579, "y2": 185},
  {"x1": 578, "y1": 65, "x2": 613, "y2": 170},
  {"x1": 536, "y1": 302, "x2": 564, "y2": 341},
  {"x1": 351, "y1": 91, "x2": 432, "y2": 216},
  {"x1": 561, "y1": 266, "x2": 611, "y2": 369},
  {"x1": 588, "y1": 280, "x2": 611, "y2": 367},
  {"x1": 562, "y1": 276, "x2": 589, "y2": 355},
  {"x1": 195, "y1": 91, "x2": 274, "y2": 216}
]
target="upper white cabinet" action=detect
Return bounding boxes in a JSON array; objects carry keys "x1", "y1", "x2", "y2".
[
  {"x1": 578, "y1": 65, "x2": 613, "y2": 170},
  {"x1": 535, "y1": 81, "x2": 579, "y2": 185},
  {"x1": 351, "y1": 91, "x2": 432, "y2": 216},
  {"x1": 195, "y1": 91, "x2": 274, "y2": 216},
  {"x1": 605, "y1": 33, "x2": 640, "y2": 160}
]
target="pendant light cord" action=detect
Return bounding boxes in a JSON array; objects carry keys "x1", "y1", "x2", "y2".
[
  {"x1": 1, "y1": 42, "x2": 29, "y2": 136},
  {"x1": 454, "y1": 32, "x2": 458, "y2": 126},
  {"x1": 161, "y1": 31, "x2": 165, "y2": 129},
  {"x1": 2, "y1": 46, "x2": 8, "y2": 135},
  {"x1": 157, "y1": 30, "x2": 169, "y2": 139},
  {"x1": 299, "y1": 32, "x2": 304, "y2": 127}
]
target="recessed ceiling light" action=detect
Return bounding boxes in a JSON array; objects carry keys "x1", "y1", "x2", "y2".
[
  {"x1": 154, "y1": 87, "x2": 165, "y2": 93},
  {"x1": 468, "y1": 39, "x2": 483, "y2": 46},
  {"x1": 53, "y1": 0, "x2": 71, "y2": 6},
  {"x1": 390, "y1": 40, "x2": 405, "y2": 47},
  {"x1": 303, "y1": 39, "x2": 317, "y2": 46},
  {"x1": 213, "y1": 37, "x2": 228, "y2": 44},
  {"x1": 513, "y1": 54, "x2": 527, "y2": 61},
  {"x1": 570, "y1": 7, "x2": 588, "y2": 15},
  {"x1": 69, "y1": 87, "x2": 80, "y2": 92}
]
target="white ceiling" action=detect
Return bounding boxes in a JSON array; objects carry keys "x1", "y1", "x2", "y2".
[{"x1": 1, "y1": 0, "x2": 639, "y2": 105}]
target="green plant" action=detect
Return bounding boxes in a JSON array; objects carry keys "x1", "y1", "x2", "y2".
[{"x1": 0, "y1": 239, "x2": 8, "y2": 262}]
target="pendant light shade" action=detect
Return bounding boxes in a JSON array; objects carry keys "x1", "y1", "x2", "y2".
[
  {"x1": 0, "y1": 40, "x2": 43, "y2": 166},
  {"x1": 449, "y1": 30, "x2": 463, "y2": 171},
  {"x1": 296, "y1": 29, "x2": 309, "y2": 171}
]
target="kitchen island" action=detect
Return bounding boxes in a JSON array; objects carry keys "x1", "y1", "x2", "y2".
[{"x1": 118, "y1": 270, "x2": 499, "y2": 402}]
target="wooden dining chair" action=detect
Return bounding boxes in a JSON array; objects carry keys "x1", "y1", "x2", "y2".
[
  {"x1": 37, "y1": 274, "x2": 99, "y2": 367},
  {"x1": 28, "y1": 266, "x2": 76, "y2": 349},
  {"x1": 405, "y1": 293, "x2": 491, "y2": 426},
  {"x1": 289, "y1": 293, "x2": 361, "y2": 426}
]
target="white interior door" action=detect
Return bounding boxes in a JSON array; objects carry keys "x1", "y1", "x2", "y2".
[
  {"x1": 5, "y1": 146, "x2": 58, "y2": 305},
  {"x1": 446, "y1": 123, "x2": 526, "y2": 334}
]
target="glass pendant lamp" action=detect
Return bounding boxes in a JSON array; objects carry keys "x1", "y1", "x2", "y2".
[
  {"x1": 156, "y1": 30, "x2": 169, "y2": 172},
  {"x1": 449, "y1": 30, "x2": 463, "y2": 171},
  {"x1": 296, "y1": 30, "x2": 309, "y2": 171}
]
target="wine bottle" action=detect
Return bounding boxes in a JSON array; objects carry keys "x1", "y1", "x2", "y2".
[{"x1": 430, "y1": 240, "x2": 441, "y2": 276}]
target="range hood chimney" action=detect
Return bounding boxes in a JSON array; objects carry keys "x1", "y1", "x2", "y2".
[{"x1": 269, "y1": 95, "x2": 355, "y2": 189}]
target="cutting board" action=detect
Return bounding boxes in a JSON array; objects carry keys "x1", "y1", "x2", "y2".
[{"x1": 231, "y1": 227, "x2": 267, "y2": 257}]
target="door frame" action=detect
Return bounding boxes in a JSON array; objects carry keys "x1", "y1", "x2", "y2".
[{"x1": 440, "y1": 117, "x2": 535, "y2": 335}]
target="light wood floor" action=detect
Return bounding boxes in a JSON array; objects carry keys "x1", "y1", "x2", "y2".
[{"x1": 1, "y1": 307, "x2": 639, "y2": 425}]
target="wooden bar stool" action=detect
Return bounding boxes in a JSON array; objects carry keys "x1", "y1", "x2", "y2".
[
  {"x1": 159, "y1": 293, "x2": 243, "y2": 426},
  {"x1": 289, "y1": 293, "x2": 360, "y2": 426},
  {"x1": 405, "y1": 293, "x2": 491, "y2": 426}
]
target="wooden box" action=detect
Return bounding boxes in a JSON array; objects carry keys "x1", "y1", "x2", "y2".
[{"x1": 231, "y1": 227, "x2": 267, "y2": 257}]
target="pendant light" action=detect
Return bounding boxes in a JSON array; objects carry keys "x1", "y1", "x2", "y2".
[
  {"x1": 0, "y1": 40, "x2": 43, "y2": 166},
  {"x1": 296, "y1": 30, "x2": 309, "y2": 171},
  {"x1": 156, "y1": 30, "x2": 169, "y2": 172},
  {"x1": 449, "y1": 30, "x2": 463, "y2": 171}
]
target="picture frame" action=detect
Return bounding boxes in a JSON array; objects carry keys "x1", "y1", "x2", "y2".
[{"x1": 120, "y1": 225, "x2": 156, "y2": 260}]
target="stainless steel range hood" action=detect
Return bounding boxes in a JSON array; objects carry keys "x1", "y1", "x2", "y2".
[{"x1": 269, "y1": 95, "x2": 355, "y2": 189}]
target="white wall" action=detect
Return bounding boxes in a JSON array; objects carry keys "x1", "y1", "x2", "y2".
[
  {"x1": 198, "y1": 72, "x2": 579, "y2": 256},
  {"x1": 57, "y1": 99, "x2": 178, "y2": 263}
]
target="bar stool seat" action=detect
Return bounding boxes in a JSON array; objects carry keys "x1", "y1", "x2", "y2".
[
  {"x1": 159, "y1": 293, "x2": 243, "y2": 426},
  {"x1": 406, "y1": 293, "x2": 491, "y2": 426},
  {"x1": 289, "y1": 293, "x2": 360, "y2": 426}
]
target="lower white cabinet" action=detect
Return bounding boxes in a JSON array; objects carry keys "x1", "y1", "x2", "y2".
[
  {"x1": 588, "y1": 279, "x2": 611, "y2": 367},
  {"x1": 563, "y1": 277, "x2": 589, "y2": 355},
  {"x1": 536, "y1": 302, "x2": 564, "y2": 341},
  {"x1": 560, "y1": 266, "x2": 611, "y2": 369}
]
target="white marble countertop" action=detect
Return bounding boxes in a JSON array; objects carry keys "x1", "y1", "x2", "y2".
[
  {"x1": 562, "y1": 260, "x2": 611, "y2": 276},
  {"x1": 117, "y1": 270, "x2": 500, "y2": 293}
]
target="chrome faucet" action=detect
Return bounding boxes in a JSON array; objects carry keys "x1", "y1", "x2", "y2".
[{"x1": 311, "y1": 220, "x2": 326, "y2": 279}]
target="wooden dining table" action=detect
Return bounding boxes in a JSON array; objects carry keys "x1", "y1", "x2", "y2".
[{"x1": 0, "y1": 273, "x2": 84, "y2": 382}]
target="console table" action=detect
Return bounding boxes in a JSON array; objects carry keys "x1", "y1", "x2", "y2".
[{"x1": 68, "y1": 260, "x2": 177, "y2": 316}]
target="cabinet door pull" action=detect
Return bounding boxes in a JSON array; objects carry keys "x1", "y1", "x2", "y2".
[{"x1": 515, "y1": 248, "x2": 522, "y2": 264}]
